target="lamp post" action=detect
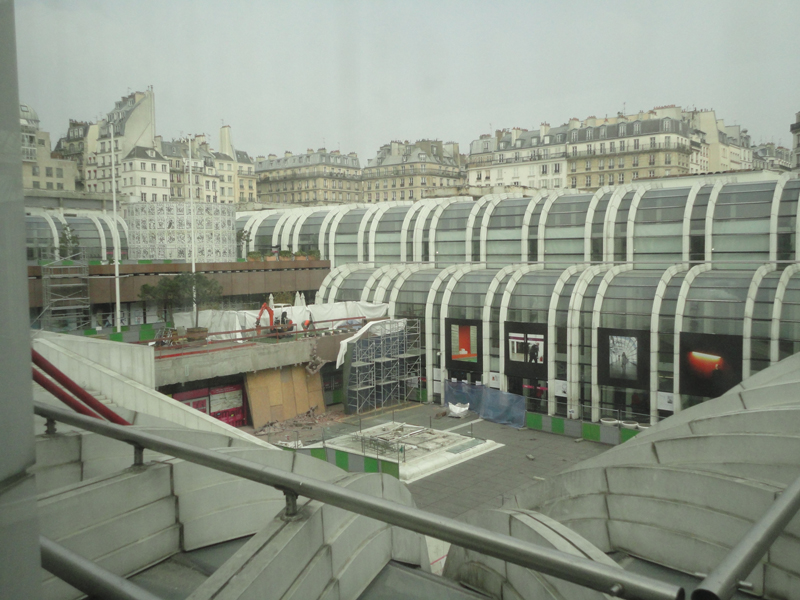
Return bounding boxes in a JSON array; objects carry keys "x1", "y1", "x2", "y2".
[
  {"x1": 188, "y1": 139, "x2": 197, "y2": 328},
  {"x1": 109, "y1": 121, "x2": 121, "y2": 333}
]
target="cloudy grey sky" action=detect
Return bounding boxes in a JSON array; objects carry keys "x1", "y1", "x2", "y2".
[{"x1": 15, "y1": 0, "x2": 800, "y2": 160}]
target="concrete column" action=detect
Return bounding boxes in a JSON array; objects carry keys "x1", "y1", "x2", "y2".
[{"x1": 0, "y1": 1, "x2": 42, "y2": 596}]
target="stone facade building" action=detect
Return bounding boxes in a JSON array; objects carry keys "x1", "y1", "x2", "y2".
[
  {"x1": 256, "y1": 148, "x2": 362, "y2": 205},
  {"x1": 19, "y1": 104, "x2": 78, "y2": 192},
  {"x1": 468, "y1": 126, "x2": 568, "y2": 190},
  {"x1": 363, "y1": 140, "x2": 464, "y2": 203}
]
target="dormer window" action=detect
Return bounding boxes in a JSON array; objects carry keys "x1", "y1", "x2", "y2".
[
  {"x1": 587, "y1": 129, "x2": 593, "y2": 140},
  {"x1": 619, "y1": 124, "x2": 626, "y2": 136}
]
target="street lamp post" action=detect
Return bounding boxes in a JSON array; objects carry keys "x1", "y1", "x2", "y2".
[{"x1": 109, "y1": 121, "x2": 121, "y2": 333}]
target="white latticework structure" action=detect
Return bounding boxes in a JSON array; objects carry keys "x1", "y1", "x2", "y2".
[{"x1": 124, "y1": 201, "x2": 236, "y2": 261}]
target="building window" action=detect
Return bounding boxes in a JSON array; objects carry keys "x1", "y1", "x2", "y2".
[
  {"x1": 608, "y1": 158, "x2": 614, "y2": 169},
  {"x1": 632, "y1": 156, "x2": 639, "y2": 167},
  {"x1": 585, "y1": 176, "x2": 592, "y2": 187},
  {"x1": 599, "y1": 159, "x2": 604, "y2": 170},
  {"x1": 140, "y1": 162, "x2": 146, "y2": 170},
  {"x1": 649, "y1": 155, "x2": 655, "y2": 166},
  {"x1": 665, "y1": 154, "x2": 672, "y2": 165},
  {"x1": 665, "y1": 136, "x2": 671, "y2": 148},
  {"x1": 634, "y1": 139, "x2": 640, "y2": 150},
  {"x1": 599, "y1": 175, "x2": 604, "y2": 186},
  {"x1": 554, "y1": 163, "x2": 561, "y2": 174},
  {"x1": 663, "y1": 119, "x2": 671, "y2": 132},
  {"x1": 56, "y1": 168, "x2": 63, "y2": 178},
  {"x1": 32, "y1": 181, "x2": 40, "y2": 189},
  {"x1": 32, "y1": 166, "x2": 39, "y2": 176},
  {"x1": 570, "y1": 176, "x2": 577, "y2": 188},
  {"x1": 587, "y1": 129, "x2": 593, "y2": 141},
  {"x1": 570, "y1": 161, "x2": 577, "y2": 173},
  {"x1": 650, "y1": 137, "x2": 656, "y2": 149},
  {"x1": 618, "y1": 173, "x2": 624, "y2": 184},
  {"x1": 619, "y1": 124, "x2": 626, "y2": 136},
  {"x1": 571, "y1": 146, "x2": 577, "y2": 157},
  {"x1": 151, "y1": 178, "x2": 157, "y2": 186},
  {"x1": 141, "y1": 193, "x2": 147, "y2": 202},
  {"x1": 571, "y1": 130, "x2": 578, "y2": 142},
  {"x1": 140, "y1": 177, "x2": 146, "y2": 185},
  {"x1": 632, "y1": 172, "x2": 639, "y2": 180},
  {"x1": 649, "y1": 170, "x2": 655, "y2": 178},
  {"x1": 45, "y1": 167, "x2": 53, "y2": 177},
  {"x1": 540, "y1": 164, "x2": 548, "y2": 175},
  {"x1": 633, "y1": 123, "x2": 641, "y2": 134},
  {"x1": 57, "y1": 183, "x2": 64, "y2": 190},
  {"x1": 162, "y1": 194, "x2": 168, "y2": 201},
  {"x1": 585, "y1": 160, "x2": 591, "y2": 171},
  {"x1": 619, "y1": 157, "x2": 625, "y2": 168}
]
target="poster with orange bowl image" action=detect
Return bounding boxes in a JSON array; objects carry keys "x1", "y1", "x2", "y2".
[{"x1": 679, "y1": 332, "x2": 743, "y2": 398}]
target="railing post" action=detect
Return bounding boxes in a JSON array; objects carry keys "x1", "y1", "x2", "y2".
[
  {"x1": 283, "y1": 489, "x2": 299, "y2": 517},
  {"x1": 132, "y1": 444, "x2": 144, "y2": 467},
  {"x1": 45, "y1": 418, "x2": 57, "y2": 435}
]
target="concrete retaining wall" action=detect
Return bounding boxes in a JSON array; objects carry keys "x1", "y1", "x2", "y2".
[
  {"x1": 525, "y1": 412, "x2": 640, "y2": 445},
  {"x1": 32, "y1": 335, "x2": 274, "y2": 450}
]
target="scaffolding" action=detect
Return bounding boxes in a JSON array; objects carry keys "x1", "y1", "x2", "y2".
[
  {"x1": 41, "y1": 251, "x2": 92, "y2": 332},
  {"x1": 346, "y1": 319, "x2": 420, "y2": 414}
]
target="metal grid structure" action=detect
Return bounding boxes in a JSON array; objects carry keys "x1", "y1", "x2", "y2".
[
  {"x1": 348, "y1": 334, "x2": 377, "y2": 414},
  {"x1": 347, "y1": 319, "x2": 420, "y2": 414},
  {"x1": 399, "y1": 319, "x2": 422, "y2": 402},
  {"x1": 41, "y1": 251, "x2": 91, "y2": 332}
]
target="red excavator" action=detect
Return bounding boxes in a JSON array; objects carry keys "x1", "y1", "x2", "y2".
[{"x1": 254, "y1": 303, "x2": 294, "y2": 338}]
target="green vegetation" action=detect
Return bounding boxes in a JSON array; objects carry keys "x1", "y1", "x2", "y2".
[{"x1": 139, "y1": 272, "x2": 223, "y2": 324}]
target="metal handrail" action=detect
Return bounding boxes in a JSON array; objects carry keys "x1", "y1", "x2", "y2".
[
  {"x1": 691, "y1": 471, "x2": 800, "y2": 600},
  {"x1": 41, "y1": 535, "x2": 162, "y2": 600},
  {"x1": 33, "y1": 401, "x2": 683, "y2": 600}
]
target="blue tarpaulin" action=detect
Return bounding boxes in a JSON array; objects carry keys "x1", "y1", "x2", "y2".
[{"x1": 444, "y1": 381, "x2": 526, "y2": 428}]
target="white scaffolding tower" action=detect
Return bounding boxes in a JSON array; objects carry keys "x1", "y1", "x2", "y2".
[
  {"x1": 41, "y1": 251, "x2": 92, "y2": 332},
  {"x1": 346, "y1": 319, "x2": 420, "y2": 414}
]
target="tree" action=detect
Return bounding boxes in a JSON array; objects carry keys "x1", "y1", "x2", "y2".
[
  {"x1": 57, "y1": 225, "x2": 80, "y2": 259},
  {"x1": 236, "y1": 228, "x2": 252, "y2": 259},
  {"x1": 140, "y1": 272, "x2": 223, "y2": 325}
]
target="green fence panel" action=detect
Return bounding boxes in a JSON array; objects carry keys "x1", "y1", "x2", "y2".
[
  {"x1": 88, "y1": 260, "x2": 102, "y2": 265},
  {"x1": 620, "y1": 428, "x2": 640, "y2": 443},
  {"x1": 417, "y1": 388, "x2": 427, "y2": 403},
  {"x1": 281, "y1": 446, "x2": 295, "y2": 452},
  {"x1": 309, "y1": 448, "x2": 327, "y2": 461},
  {"x1": 335, "y1": 450, "x2": 349, "y2": 471},
  {"x1": 139, "y1": 329, "x2": 156, "y2": 342},
  {"x1": 551, "y1": 417, "x2": 565, "y2": 435},
  {"x1": 138, "y1": 260, "x2": 153, "y2": 264},
  {"x1": 332, "y1": 388, "x2": 344, "y2": 404},
  {"x1": 109, "y1": 332, "x2": 124, "y2": 342},
  {"x1": 140, "y1": 323, "x2": 153, "y2": 331},
  {"x1": 380, "y1": 460, "x2": 400, "y2": 479},
  {"x1": 83, "y1": 329, "x2": 97, "y2": 336},
  {"x1": 364, "y1": 457, "x2": 379, "y2": 473},
  {"x1": 526, "y1": 412, "x2": 543, "y2": 430},
  {"x1": 582, "y1": 422, "x2": 601, "y2": 442}
]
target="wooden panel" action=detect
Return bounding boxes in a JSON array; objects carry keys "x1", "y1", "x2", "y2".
[
  {"x1": 293, "y1": 367, "x2": 310, "y2": 415},
  {"x1": 245, "y1": 370, "x2": 275, "y2": 429},
  {"x1": 280, "y1": 368, "x2": 297, "y2": 420},
  {"x1": 307, "y1": 372, "x2": 324, "y2": 414}
]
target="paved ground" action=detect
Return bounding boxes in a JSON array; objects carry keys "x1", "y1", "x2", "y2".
[{"x1": 342, "y1": 402, "x2": 609, "y2": 520}]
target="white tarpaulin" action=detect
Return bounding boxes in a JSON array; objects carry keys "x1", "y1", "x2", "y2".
[
  {"x1": 175, "y1": 302, "x2": 387, "y2": 340},
  {"x1": 172, "y1": 310, "x2": 243, "y2": 341},
  {"x1": 336, "y1": 318, "x2": 406, "y2": 368}
]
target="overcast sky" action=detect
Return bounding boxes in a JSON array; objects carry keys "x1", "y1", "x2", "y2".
[{"x1": 15, "y1": 0, "x2": 800, "y2": 161}]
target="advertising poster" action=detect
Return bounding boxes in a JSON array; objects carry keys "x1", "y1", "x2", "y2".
[
  {"x1": 209, "y1": 385, "x2": 244, "y2": 412},
  {"x1": 679, "y1": 332, "x2": 743, "y2": 398},
  {"x1": 173, "y1": 388, "x2": 209, "y2": 414},
  {"x1": 505, "y1": 322, "x2": 548, "y2": 379},
  {"x1": 445, "y1": 318, "x2": 482, "y2": 373},
  {"x1": 597, "y1": 328, "x2": 650, "y2": 390}
]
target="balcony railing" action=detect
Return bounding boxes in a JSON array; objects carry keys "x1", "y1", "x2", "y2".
[
  {"x1": 35, "y1": 400, "x2": 686, "y2": 600},
  {"x1": 567, "y1": 143, "x2": 691, "y2": 159}
]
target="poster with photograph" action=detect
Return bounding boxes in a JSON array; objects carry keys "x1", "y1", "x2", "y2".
[
  {"x1": 445, "y1": 318, "x2": 482, "y2": 373},
  {"x1": 679, "y1": 332, "x2": 742, "y2": 398},
  {"x1": 505, "y1": 322, "x2": 548, "y2": 379},
  {"x1": 608, "y1": 334, "x2": 638, "y2": 381},
  {"x1": 597, "y1": 328, "x2": 650, "y2": 390}
]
